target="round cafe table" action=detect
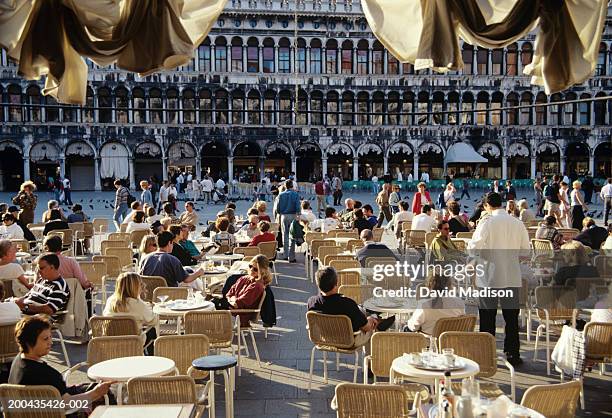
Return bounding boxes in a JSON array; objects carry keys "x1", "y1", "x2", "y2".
[
  {"x1": 153, "y1": 299, "x2": 215, "y2": 334},
  {"x1": 363, "y1": 297, "x2": 417, "y2": 330},
  {"x1": 87, "y1": 356, "x2": 176, "y2": 404},
  {"x1": 324, "y1": 237, "x2": 354, "y2": 245},
  {"x1": 207, "y1": 254, "x2": 245, "y2": 264}
]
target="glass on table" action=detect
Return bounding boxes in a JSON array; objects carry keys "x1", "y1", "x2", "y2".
[
  {"x1": 157, "y1": 294, "x2": 169, "y2": 305},
  {"x1": 442, "y1": 348, "x2": 455, "y2": 367}
]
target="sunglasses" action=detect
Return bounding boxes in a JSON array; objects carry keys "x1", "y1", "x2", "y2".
[{"x1": 249, "y1": 264, "x2": 258, "y2": 272}]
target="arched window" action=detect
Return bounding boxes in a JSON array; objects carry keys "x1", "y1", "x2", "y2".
[
  {"x1": 477, "y1": 48, "x2": 488, "y2": 75},
  {"x1": 372, "y1": 92, "x2": 385, "y2": 125},
  {"x1": 98, "y1": 87, "x2": 112, "y2": 123},
  {"x1": 132, "y1": 88, "x2": 146, "y2": 123},
  {"x1": 278, "y1": 38, "x2": 291, "y2": 73},
  {"x1": 357, "y1": 40, "x2": 368, "y2": 75},
  {"x1": 461, "y1": 92, "x2": 473, "y2": 124},
  {"x1": 326, "y1": 39, "x2": 338, "y2": 74},
  {"x1": 215, "y1": 37, "x2": 227, "y2": 72},
  {"x1": 310, "y1": 90, "x2": 323, "y2": 125},
  {"x1": 46, "y1": 96, "x2": 59, "y2": 122},
  {"x1": 296, "y1": 90, "x2": 308, "y2": 125},
  {"x1": 341, "y1": 91, "x2": 354, "y2": 125},
  {"x1": 279, "y1": 90, "x2": 292, "y2": 124},
  {"x1": 183, "y1": 89, "x2": 196, "y2": 123},
  {"x1": 476, "y1": 91, "x2": 489, "y2": 125},
  {"x1": 296, "y1": 38, "x2": 306, "y2": 73},
  {"x1": 114, "y1": 87, "x2": 128, "y2": 123},
  {"x1": 356, "y1": 92, "x2": 368, "y2": 125},
  {"x1": 199, "y1": 89, "x2": 212, "y2": 124},
  {"x1": 535, "y1": 92, "x2": 547, "y2": 125},
  {"x1": 447, "y1": 92, "x2": 459, "y2": 125},
  {"x1": 231, "y1": 37, "x2": 243, "y2": 72},
  {"x1": 564, "y1": 92, "x2": 576, "y2": 125},
  {"x1": 83, "y1": 87, "x2": 94, "y2": 123},
  {"x1": 341, "y1": 40, "x2": 353, "y2": 74},
  {"x1": 597, "y1": 43, "x2": 607, "y2": 76},
  {"x1": 263, "y1": 38, "x2": 274, "y2": 73},
  {"x1": 310, "y1": 39, "x2": 322, "y2": 73},
  {"x1": 373, "y1": 41, "x2": 384, "y2": 74},
  {"x1": 215, "y1": 89, "x2": 229, "y2": 124},
  {"x1": 247, "y1": 37, "x2": 259, "y2": 72},
  {"x1": 506, "y1": 92, "x2": 518, "y2": 125},
  {"x1": 417, "y1": 91, "x2": 429, "y2": 125},
  {"x1": 550, "y1": 93, "x2": 562, "y2": 125},
  {"x1": 519, "y1": 92, "x2": 532, "y2": 125},
  {"x1": 263, "y1": 90, "x2": 275, "y2": 125},
  {"x1": 326, "y1": 91, "x2": 339, "y2": 125},
  {"x1": 521, "y1": 42, "x2": 533, "y2": 68},
  {"x1": 26, "y1": 85, "x2": 41, "y2": 122},
  {"x1": 387, "y1": 92, "x2": 400, "y2": 125},
  {"x1": 579, "y1": 93, "x2": 590, "y2": 125},
  {"x1": 150, "y1": 88, "x2": 163, "y2": 123},
  {"x1": 198, "y1": 37, "x2": 211, "y2": 72},
  {"x1": 506, "y1": 43, "x2": 518, "y2": 75},
  {"x1": 491, "y1": 92, "x2": 503, "y2": 125},
  {"x1": 403, "y1": 62, "x2": 414, "y2": 75},
  {"x1": 387, "y1": 52, "x2": 399, "y2": 74},
  {"x1": 491, "y1": 49, "x2": 503, "y2": 75},
  {"x1": 166, "y1": 88, "x2": 179, "y2": 124},
  {"x1": 247, "y1": 90, "x2": 261, "y2": 124},
  {"x1": 232, "y1": 89, "x2": 244, "y2": 124},
  {"x1": 462, "y1": 44, "x2": 473, "y2": 74},
  {"x1": 402, "y1": 92, "x2": 414, "y2": 125},
  {"x1": 594, "y1": 92, "x2": 607, "y2": 125},
  {"x1": 7, "y1": 85, "x2": 22, "y2": 122},
  {"x1": 432, "y1": 92, "x2": 444, "y2": 125}
]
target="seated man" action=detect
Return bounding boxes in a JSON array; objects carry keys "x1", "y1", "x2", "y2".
[
  {"x1": 430, "y1": 221, "x2": 465, "y2": 263},
  {"x1": 300, "y1": 200, "x2": 316, "y2": 223},
  {"x1": 179, "y1": 201, "x2": 199, "y2": 230},
  {"x1": 177, "y1": 224, "x2": 211, "y2": 260},
  {"x1": 362, "y1": 205, "x2": 378, "y2": 229},
  {"x1": 249, "y1": 221, "x2": 276, "y2": 247},
  {"x1": 352, "y1": 209, "x2": 371, "y2": 234},
  {"x1": 535, "y1": 216, "x2": 564, "y2": 250},
  {"x1": 310, "y1": 207, "x2": 341, "y2": 233},
  {"x1": 139, "y1": 231, "x2": 204, "y2": 287},
  {"x1": 388, "y1": 201, "x2": 413, "y2": 236},
  {"x1": 338, "y1": 198, "x2": 355, "y2": 222},
  {"x1": 13, "y1": 253, "x2": 70, "y2": 315},
  {"x1": 238, "y1": 214, "x2": 260, "y2": 239},
  {"x1": 307, "y1": 267, "x2": 394, "y2": 348},
  {"x1": 355, "y1": 229, "x2": 399, "y2": 267},
  {"x1": 411, "y1": 204, "x2": 437, "y2": 232},
  {"x1": 168, "y1": 225, "x2": 198, "y2": 266},
  {"x1": 574, "y1": 217, "x2": 608, "y2": 250},
  {"x1": 42, "y1": 209, "x2": 69, "y2": 236},
  {"x1": 121, "y1": 201, "x2": 143, "y2": 225},
  {"x1": 212, "y1": 217, "x2": 237, "y2": 251}
]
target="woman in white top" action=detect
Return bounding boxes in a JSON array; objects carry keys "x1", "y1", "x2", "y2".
[
  {"x1": 405, "y1": 274, "x2": 465, "y2": 335},
  {"x1": 0, "y1": 214, "x2": 24, "y2": 240},
  {"x1": 126, "y1": 211, "x2": 150, "y2": 234},
  {"x1": 103, "y1": 272, "x2": 156, "y2": 353},
  {"x1": 145, "y1": 206, "x2": 162, "y2": 225},
  {"x1": 0, "y1": 240, "x2": 31, "y2": 296},
  {"x1": 518, "y1": 199, "x2": 536, "y2": 223}
]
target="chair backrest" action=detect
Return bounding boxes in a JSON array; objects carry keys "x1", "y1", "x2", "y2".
[
  {"x1": 455, "y1": 231, "x2": 473, "y2": 239},
  {"x1": 372, "y1": 228, "x2": 384, "y2": 242},
  {"x1": 338, "y1": 284, "x2": 374, "y2": 305},
  {"x1": 310, "y1": 240, "x2": 336, "y2": 259},
  {"x1": 53, "y1": 229, "x2": 73, "y2": 248},
  {"x1": 531, "y1": 238, "x2": 554, "y2": 257},
  {"x1": 0, "y1": 322, "x2": 19, "y2": 363},
  {"x1": 184, "y1": 310, "x2": 234, "y2": 346},
  {"x1": 306, "y1": 311, "x2": 355, "y2": 349},
  {"x1": 520, "y1": 381, "x2": 581, "y2": 418},
  {"x1": 77, "y1": 261, "x2": 107, "y2": 287},
  {"x1": 346, "y1": 239, "x2": 363, "y2": 252},
  {"x1": 557, "y1": 228, "x2": 580, "y2": 241},
  {"x1": 305, "y1": 232, "x2": 325, "y2": 246},
  {"x1": 140, "y1": 276, "x2": 168, "y2": 302},
  {"x1": 336, "y1": 231, "x2": 359, "y2": 239},
  {"x1": 92, "y1": 218, "x2": 109, "y2": 234},
  {"x1": 82, "y1": 222, "x2": 94, "y2": 239},
  {"x1": 534, "y1": 286, "x2": 576, "y2": 320},
  {"x1": 154, "y1": 334, "x2": 209, "y2": 376},
  {"x1": 365, "y1": 257, "x2": 397, "y2": 269},
  {"x1": 326, "y1": 230, "x2": 344, "y2": 238},
  {"x1": 438, "y1": 332, "x2": 497, "y2": 378},
  {"x1": 401, "y1": 221, "x2": 413, "y2": 232},
  {"x1": 152, "y1": 287, "x2": 188, "y2": 302},
  {"x1": 257, "y1": 241, "x2": 277, "y2": 260},
  {"x1": 325, "y1": 254, "x2": 356, "y2": 265},
  {"x1": 119, "y1": 223, "x2": 129, "y2": 233},
  {"x1": 127, "y1": 375, "x2": 197, "y2": 405},
  {"x1": 233, "y1": 246, "x2": 261, "y2": 257},
  {"x1": 450, "y1": 238, "x2": 467, "y2": 251},
  {"x1": 337, "y1": 271, "x2": 361, "y2": 286},
  {"x1": 67, "y1": 223, "x2": 84, "y2": 239},
  {"x1": 573, "y1": 277, "x2": 608, "y2": 300},
  {"x1": 10, "y1": 239, "x2": 29, "y2": 252},
  {"x1": 89, "y1": 315, "x2": 140, "y2": 337},
  {"x1": 129, "y1": 230, "x2": 150, "y2": 248},
  {"x1": 431, "y1": 315, "x2": 477, "y2": 339},
  {"x1": 334, "y1": 383, "x2": 410, "y2": 418},
  {"x1": 404, "y1": 230, "x2": 426, "y2": 248},
  {"x1": 100, "y1": 239, "x2": 129, "y2": 255},
  {"x1": 0, "y1": 384, "x2": 65, "y2": 418},
  {"x1": 87, "y1": 336, "x2": 142, "y2": 366},
  {"x1": 425, "y1": 232, "x2": 438, "y2": 249},
  {"x1": 594, "y1": 255, "x2": 612, "y2": 277},
  {"x1": 91, "y1": 255, "x2": 122, "y2": 277},
  {"x1": 369, "y1": 332, "x2": 428, "y2": 378},
  {"x1": 104, "y1": 247, "x2": 133, "y2": 269},
  {"x1": 108, "y1": 232, "x2": 131, "y2": 244},
  {"x1": 330, "y1": 260, "x2": 361, "y2": 271},
  {"x1": 317, "y1": 245, "x2": 343, "y2": 263},
  {"x1": 583, "y1": 322, "x2": 612, "y2": 360}
]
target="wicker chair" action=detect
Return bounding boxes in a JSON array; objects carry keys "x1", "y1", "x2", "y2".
[
  {"x1": 579, "y1": 322, "x2": 612, "y2": 408},
  {"x1": 329, "y1": 260, "x2": 361, "y2": 271},
  {"x1": 104, "y1": 247, "x2": 134, "y2": 270},
  {"x1": 257, "y1": 241, "x2": 278, "y2": 283},
  {"x1": 306, "y1": 312, "x2": 367, "y2": 392},
  {"x1": 129, "y1": 230, "x2": 150, "y2": 249},
  {"x1": 184, "y1": 310, "x2": 234, "y2": 353},
  {"x1": 152, "y1": 287, "x2": 189, "y2": 302},
  {"x1": 337, "y1": 271, "x2": 361, "y2": 286},
  {"x1": 10, "y1": 239, "x2": 29, "y2": 252},
  {"x1": 557, "y1": 228, "x2": 580, "y2": 241},
  {"x1": 231, "y1": 291, "x2": 266, "y2": 376},
  {"x1": 363, "y1": 332, "x2": 430, "y2": 402},
  {"x1": 430, "y1": 315, "x2": 477, "y2": 350},
  {"x1": 456, "y1": 231, "x2": 474, "y2": 239},
  {"x1": 233, "y1": 246, "x2": 261, "y2": 257},
  {"x1": 92, "y1": 255, "x2": 122, "y2": 276},
  {"x1": 140, "y1": 276, "x2": 168, "y2": 303},
  {"x1": 89, "y1": 315, "x2": 140, "y2": 337},
  {"x1": 309, "y1": 240, "x2": 337, "y2": 281},
  {"x1": 100, "y1": 239, "x2": 129, "y2": 255},
  {"x1": 439, "y1": 331, "x2": 516, "y2": 401},
  {"x1": 403, "y1": 230, "x2": 426, "y2": 253},
  {"x1": 317, "y1": 245, "x2": 343, "y2": 267},
  {"x1": 108, "y1": 232, "x2": 131, "y2": 243},
  {"x1": 594, "y1": 255, "x2": 612, "y2": 277},
  {"x1": 51, "y1": 229, "x2": 74, "y2": 250},
  {"x1": 372, "y1": 228, "x2": 384, "y2": 242},
  {"x1": 424, "y1": 232, "x2": 438, "y2": 250},
  {"x1": 520, "y1": 381, "x2": 581, "y2": 418},
  {"x1": 0, "y1": 384, "x2": 68, "y2": 418},
  {"x1": 450, "y1": 238, "x2": 467, "y2": 252},
  {"x1": 325, "y1": 255, "x2": 356, "y2": 265},
  {"x1": 531, "y1": 238, "x2": 555, "y2": 259},
  {"x1": 127, "y1": 375, "x2": 198, "y2": 405},
  {"x1": 333, "y1": 383, "x2": 417, "y2": 418},
  {"x1": 338, "y1": 285, "x2": 374, "y2": 305},
  {"x1": 305, "y1": 233, "x2": 326, "y2": 278},
  {"x1": 336, "y1": 231, "x2": 359, "y2": 239},
  {"x1": 77, "y1": 261, "x2": 107, "y2": 308},
  {"x1": 533, "y1": 286, "x2": 577, "y2": 375},
  {"x1": 0, "y1": 322, "x2": 19, "y2": 364},
  {"x1": 346, "y1": 239, "x2": 364, "y2": 252},
  {"x1": 365, "y1": 257, "x2": 397, "y2": 269}
]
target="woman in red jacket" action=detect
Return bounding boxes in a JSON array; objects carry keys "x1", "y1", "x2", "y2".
[
  {"x1": 212, "y1": 254, "x2": 272, "y2": 326},
  {"x1": 412, "y1": 182, "x2": 433, "y2": 215}
]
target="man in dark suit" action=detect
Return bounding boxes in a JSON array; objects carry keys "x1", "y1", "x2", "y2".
[
  {"x1": 574, "y1": 217, "x2": 608, "y2": 250},
  {"x1": 355, "y1": 229, "x2": 400, "y2": 267}
]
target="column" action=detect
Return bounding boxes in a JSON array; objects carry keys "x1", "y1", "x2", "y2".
[
  {"x1": 274, "y1": 46, "x2": 279, "y2": 74},
  {"x1": 352, "y1": 157, "x2": 359, "y2": 181},
  {"x1": 383, "y1": 155, "x2": 388, "y2": 175},
  {"x1": 353, "y1": 48, "x2": 357, "y2": 74},
  {"x1": 196, "y1": 158, "x2": 202, "y2": 179},
  {"x1": 258, "y1": 46, "x2": 263, "y2": 72},
  {"x1": 129, "y1": 158, "x2": 136, "y2": 189},
  {"x1": 59, "y1": 157, "x2": 66, "y2": 178},
  {"x1": 306, "y1": 47, "x2": 311, "y2": 73},
  {"x1": 291, "y1": 156, "x2": 297, "y2": 180},
  {"x1": 211, "y1": 45, "x2": 216, "y2": 72},
  {"x1": 501, "y1": 155, "x2": 508, "y2": 180},
  {"x1": 383, "y1": 50, "x2": 388, "y2": 74},
  {"x1": 530, "y1": 156, "x2": 537, "y2": 179},
  {"x1": 23, "y1": 157, "x2": 30, "y2": 181},
  {"x1": 162, "y1": 157, "x2": 169, "y2": 181},
  {"x1": 321, "y1": 47, "x2": 326, "y2": 74},
  {"x1": 259, "y1": 157, "x2": 265, "y2": 181},
  {"x1": 226, "y1": 45, "x2": 231, "y2": 72},
  {"x1": 560, "y1": 155, "x2": 566, "y2": 175},
  {"x1": 321, "y1": 157, "x2": 328, "y2": 178},
  {"x1": 94, "y1": 158, "x2": 101, "y2": 191},
  {"x1": 228, "y1": 157, "x2": 234, "y2": 183},
  {"x1": 413, "y1": 155, "x2": 419, "y2": 181},
  {"x1": 589, "y1": 152, "x2": 595, "y2": 176}
]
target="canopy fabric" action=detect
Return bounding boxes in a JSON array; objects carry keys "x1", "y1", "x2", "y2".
[
  {"x1": 100, "y1": 142, "x2": 129, "y2": 179},
  {"x1": 361, "y1": 0, "x2": 608, "y2": 94},
  {"x1": 444, "y1": 142, "x2": 488, "y2": 165},
  {"x1": 30, "y1": 142, "x2": 59, "y2": 162},
  {"x1": 0, "y1": 0, "x2": 227, "y2": 104}
]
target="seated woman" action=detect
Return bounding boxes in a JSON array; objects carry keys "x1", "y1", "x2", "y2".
[
  {"x1": 0, "y1": 213, "x2": 24, "y2": 239},
  {"x1": 352, "y1": 209, "x2": 371, "y2": 234},
  {"x1": 126, "y1": 211, "x2": 150, "y2": 234},
  {"x1": 139, "y1": 234, "x2": 157, "y2": 256},
  {"x1": 446, "y1": 201, "x2": 470, "y2": 236},
  {"x1": 403, "y1": 274, "x2": 465, "y2": 335},
  {"x1": 518, "y1": 199, "x2": 536, "y2": 223},
  {"x1": 42, "y1": 209, "x2": 69, "y2": 236},
  {"x1": 212, "y1": 254, "x2": 271, "y2": 327},
  {"x1": 554, "y1": 240, "x2": 599, "y2": 286},
  {"x1": 0, "y1": 239, "x2": 32, "y2": 296},
  {"x1": 41, "y1": 200, "x2": 65, "y2": 223},
  {"x1": 169, "y1": 225, "x2": 198, "y2": 266},
  {"x1": 506, "y1": 200, "x2": 520, "y2": 218},
  {"x1": 212, "y1": 217, "x2": 236, "y2": 251},
  {"x1": 103, "y1": 272, "x2": 156, "y2": 355},
  {"x1": 146, "y1": 206, "x2": 162, "y2": 225},
  {"x1": 9, "y1": 315, "x2": 111, "y2": 404},
  {"x1": 601, "y1": 225, "x2": 612, "y2": 253},
  {"x1": 238, "y1": 214, "x2": 260, "y2": 239},
  {"x1": 248, "y1": 221, "x2": 276, "y2": 246},
  {"x1": 255, "y1": 201, "x2": 271, "y2": 222}
]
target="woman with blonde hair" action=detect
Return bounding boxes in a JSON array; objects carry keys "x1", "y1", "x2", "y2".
[
  {"x1": 103, "y1": 272, "x2": 156, "y2": 354},
  {"x1": 506, "y1": 200, "x2": 520, "y2": 218},
  {"x1": 213, "y1": 254, "x2": 271, "y2": 326},
  {"x1": 139, "y1": 234, "x2": 157, "y2": 255},
  {"x1": 140, "y1": 180, "x2": 153, "y2": 207},
  {"x1": 12, "y1": 180, "x2": 37, "y2": 225},
  {"x1": 518, "y1": 199, "x2": 536, "y2": 223},
  {"x1": 570, "y1": 180, "x2": 588, "y2": 230},
  {"x1": 255, "y1": 201, "x2": 271, "y2": 222}
]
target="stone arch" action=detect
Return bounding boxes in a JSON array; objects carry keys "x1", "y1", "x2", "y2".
[
  {"x1": 0, "y1": 140, "x2": 24, "y2": 191},
  {"x1": 64, "y1": 140, "x2": 96, "y2": 190},
  {"x1": 167, "y1": 141, "x2": 198, "y2": 177}
]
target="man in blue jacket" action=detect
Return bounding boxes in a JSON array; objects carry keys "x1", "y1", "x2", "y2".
[{"x1": 274, "y1": 180, "x2": 301, "y2": 262}]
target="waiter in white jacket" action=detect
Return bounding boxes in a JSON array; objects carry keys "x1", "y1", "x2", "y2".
[{"x1": 468, "y1": 192, "x2": 530, "y2": 366}]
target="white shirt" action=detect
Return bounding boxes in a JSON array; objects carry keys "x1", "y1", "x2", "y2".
[
  {"x1": 301, "y1": 209, "x2": 316, "y2": 223},
  {"x1": 421, "y1": 172, "x2": 430, "y2": 182},
  {"x1": 411, "y1": 213, "x2": 436, "y2": 232},
  {"x1": 187, "y1": 174, "x2": 193, "y2": 182},
  {"x1": 562, "y1": 175, "x2": 570, "y2": 185},
  {"x1": 601, "y1": 236, "x2": 612, "y2": 251},
  {"x1": 63, "y1": 178, "x2": 71, "y2": 189},
  {"x1": 103, "y1": 296, "x2": 155, "y2": 343},
  {"x1": 216, "y1": 179, "x2": 226, "y2": 190},
  {"x1": 0, "y1": 302, "x2": 22, "y2": 325},
  {"x1": 397, "y1": 172, "x2": 403, "y2": 182},
  {"x1": 407, "y1": 173, "x2": 413, "y2": 182},
  {"x1": 122, "y1": 210, "x2": 136, "y2": 224},
  {"x1": 159, "y1": 185, "x2": 169, "y2": 202},
  {"x1": 168, "y1": 186, "x2": 177, "y2": 198},
  {"x1": 601, "y1": 183, "x2": 612, "y2": 199},
  {"x1": 407, "y1": 297, "x2": 466, "y2": 335},
  {"x1": 467, "y1": 209, "x2": 530, "y2": 288},
  {"x1": 310, "y1": 218, "x2": 340, "y2": 233},
  {"x1": 177, "y1": 174, "x2": 184, "y2": 184},
  {"x1": 192, "y1": 179, "x2": 200, "y2": 191},
  {"x1": 201, "y1": 178, "x2": 213, "y2": 192},
  {"x1": 443, "y1": 190, "x2": 455, "y2": 203},
  {"x1": 372, "y1": 176, "x2": 378, "y2": 183},
  {"x1": 0, "y1": 223, "x2": 24, "y2": 239},
  {"x1": 126, "y1": 222, "x2": 150, "y2": 233},
  {"x1": 390, "y1": 210, "x2": 413, "y2": 231},
  {"x1": 147, "y1": 214, "x2": 162, "y2": 224},
  {"x1": 591, "y1": 306, "x2": 612, "y2": 323}
]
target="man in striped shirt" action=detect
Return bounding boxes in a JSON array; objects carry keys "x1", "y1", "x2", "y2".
[{"x1": 13, "y1": 254, "x2": 69, "y2": 315}]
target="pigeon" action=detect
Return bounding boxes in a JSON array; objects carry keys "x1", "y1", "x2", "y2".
[{"x1": 89, "y1": 205, "x2": 94, "y2": 210}]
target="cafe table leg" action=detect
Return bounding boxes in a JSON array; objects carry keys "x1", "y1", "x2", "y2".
[
  {"x1": 116, "y1": 383, "x2": 124, "y2": 405},
  {"x1": 208, "y1": 371, "x2": 216, "y2": 418},
  {"x1": 236, "y1": 321, "x2": 242, "y2": 376},
  {"x1": 222, "y1": 369, "x2": 234, "y2": 418}
]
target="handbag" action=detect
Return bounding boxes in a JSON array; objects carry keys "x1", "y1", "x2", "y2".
[{"x1": 552, "y1": 325, "x2": 585, "y2": 377}]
